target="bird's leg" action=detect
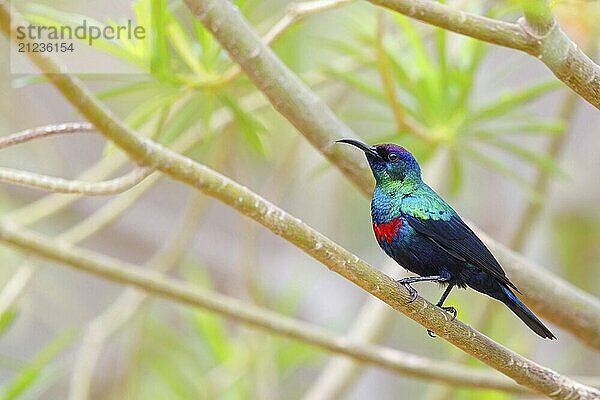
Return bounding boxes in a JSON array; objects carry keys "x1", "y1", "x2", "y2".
[
  {"x1": 395, "y1": 274, "x2": 451, "y2": 303},
  {"x1": 427, "y1": 283, "x2": 457, "y2": 338},
  {"x1": 436, "y1": 283, "x2": 457, "y2": 320},
  {"x1": 396, "y1": 274, "x2": 454, "y2": 339}
]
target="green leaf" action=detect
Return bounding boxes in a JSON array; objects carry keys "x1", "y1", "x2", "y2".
[
  {"x1": 220, "y1": 94, "x2": 270, "y2": 158},
  {"x1": 392, "y1": 14, "x2": 444, "y2": 120},
  {"x1": 136, "y1": 311, "x2": 214, "y2": 398},
  {"x1": 25, "y1": 5, "x2": 147, "y2": 68},
  {"x1": 469, "y1": 80, "x2": 562, "y2": 122},
  {"x1": 150, "y1": 0, "x2": 170, "y2": 78},
  {"x1": 193, "y1": 20, "x2": 223, "y2": 69},
  {"x1": 11, "y1": 75, "x2": 48, "y2": 89},
  {"x1": 320, "y1": 37, "x2": 368, "y2": 60},
  {"x1": 166, "y1": 14, "x2": 207, "y2": 77},
  {"x1": 327, "y1": 69, "x2": 387, "y2": 103},
  {"x1": 158, "y1": 93, "x2": 206, "y2": 145},
  {"x1": 466, "y1": 120, "x2": 565, "y2": 138},
  {"x1": 464, "y1": 146, "x2": 541, "y2": 201},
  {"x1": 383, "y1": 47, "x2": 413, "y2": 91},
  {"x1": 0, "y1": 309, "x2": 17, "y2": 337},
  {"x1": 131, "y1": 0, "x2": 154, "y2": 61},
  {"x1": 179, "y1": 263, "x2": 237, "y2": 364},
  {"x1": 453, "y1": 39, "x2": 487, "y2": 110},
  {"x1": 123, "y1": 89, "x2": 180, "y2": 130},
  {"x1": 187, "y1": 310, "x2": 232, "y2": 363},
  {"x1": 141, "y1": 332, "x2": 204, "y2": 399},
  {"x1": 391, "y1": 14, "x2": 433, "y2": 77},
  {"x1": 101, "y1": 89, "x2": 178, "y2": 157},
  {"x1": 435, "y1": 27, "x2": 448, "y2": 101},
  {"x1": 484, "y1": 138, "x2": 564, "y2": 176},
  {"x1": 95, "y1": 80, "x2": 165, "y2": 99},
  {"x1": 1, "y1": 331, "x2": 74, "y2": 400},
  {"x1": 151, "y1": 101, "x2": 173, "y2": 141}
]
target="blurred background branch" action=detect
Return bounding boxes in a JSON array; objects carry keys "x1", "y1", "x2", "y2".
[
  {"x1": 0, "y1": 122, "x2": 95, "y2": 149},
  {"x1": 68, "y1": 194, "x2": 207, "y2": 400},
  {"x1": 0, "y1": 166, "x2": 153, "y2": 195}
]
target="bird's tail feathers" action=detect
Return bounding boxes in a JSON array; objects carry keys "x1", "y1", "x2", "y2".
[{"x1": 501, "y1": 286, "x2": 556, "y2": 340}]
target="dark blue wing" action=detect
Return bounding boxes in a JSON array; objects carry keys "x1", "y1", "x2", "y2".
[{"x1": 403, "y1": 212, "x2": 519, "y2": 292}]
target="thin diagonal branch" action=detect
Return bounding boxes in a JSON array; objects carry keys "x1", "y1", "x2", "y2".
[
  {"x1": 0, "y1": 121, "x2": 149, "y2": 195},
  {"x1": 367, "y1": 0, "x2": 600, "y2": 110},
  {"x1": 4, "y1": 153, "x2": 133, "y2": 226},
  {"x1": 0, "y1": 166, "x2": 153, "y2": 195},
  {"x1": 0, "y1": 261, "x2": 35, "y2": 317},
  {"x1": 1, "y1": 222, "x2": 598, "y2": 396},
  {"x1": 0, "y1": 122, "x2": 95, "y2": 149}
]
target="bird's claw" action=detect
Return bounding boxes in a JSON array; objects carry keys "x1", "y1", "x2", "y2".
[
  {"x1": 441, "y1": 306, "x2": 457, "y2": 321},
  {"x1": 396, "y1": 279, "x2": 418, "y2": 303},
  {"x1": 427, "y1": 306, "x2": 457, "y2": 338}
]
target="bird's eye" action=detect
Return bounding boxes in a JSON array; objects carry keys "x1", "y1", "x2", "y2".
[{"x1": 388, "y1": 153, "x2": 399, "y2": 162}]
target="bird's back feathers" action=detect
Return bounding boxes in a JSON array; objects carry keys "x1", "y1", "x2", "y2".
[{"x1": 402, "y1": 207, "x2": 519, "y2": 292}]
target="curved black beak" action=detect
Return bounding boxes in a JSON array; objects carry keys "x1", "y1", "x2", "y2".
[{"x1": 336, "y1": 138, "x2": 381, "y2": 159}]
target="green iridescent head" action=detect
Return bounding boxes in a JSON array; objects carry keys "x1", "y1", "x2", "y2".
[{"x1": 336, "y1": 139, "x2": 422, "y2": 186}]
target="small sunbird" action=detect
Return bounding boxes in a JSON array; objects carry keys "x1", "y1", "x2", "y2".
[{"x1": 337, "y1": 139, "x2": 555, "y2": 339}]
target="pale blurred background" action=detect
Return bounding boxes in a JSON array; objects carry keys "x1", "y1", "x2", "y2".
[{"x1": 0, "y1": 0, "x2": 599, "y2": 399}]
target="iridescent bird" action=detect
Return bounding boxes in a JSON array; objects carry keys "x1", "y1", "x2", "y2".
[{"x1": 337, "y1": 139, "x2": 555, "y2": 339}]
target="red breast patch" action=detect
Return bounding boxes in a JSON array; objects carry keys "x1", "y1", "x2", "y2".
[{"x1": 373, "y1": 218, "x2": 402, "y2": 243}]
